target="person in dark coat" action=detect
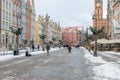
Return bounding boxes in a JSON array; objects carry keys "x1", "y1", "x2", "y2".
[
  {"x1": 32, "y1": 45, "x2": 34, "y2": 51},
  {"x1": 26, "y1": 50, "x2": 32, "y2": 56},
  {"x1": 68, "y1": 45, "x2": 72, "y2": 53},
  {"x1": 38, "y1": 45, "x2": 40, "y2": 50},
  {"x1": 46, "y1": 44, "x2": 50, "y2": 56}
]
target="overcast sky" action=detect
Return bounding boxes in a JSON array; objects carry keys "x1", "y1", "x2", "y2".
[{"x1": 34, "y1": 0, "x2": 107, "y2": 28}]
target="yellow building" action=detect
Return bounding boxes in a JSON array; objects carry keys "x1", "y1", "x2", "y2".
[{"x1": 35, "y1": 15, "x2": 44, "y2": 44}]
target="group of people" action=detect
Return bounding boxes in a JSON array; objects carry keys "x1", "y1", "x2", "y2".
[
  {"x1": 26, "y1": 44, "x2": 50, "y2": 56},
  {"x1": 26, "y1": 43, "x2": 72, "y2": 57},
  {"x1": 30, "y1": 45, "x2": 40, "y2": 51}
]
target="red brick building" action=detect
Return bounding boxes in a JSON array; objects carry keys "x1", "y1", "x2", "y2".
[
  {"x1": 62, "y1": 27, "x2": 82, "y2": 46},
  {"x1": 26, "y1": 0, "x2": 31, "y2": 41}
]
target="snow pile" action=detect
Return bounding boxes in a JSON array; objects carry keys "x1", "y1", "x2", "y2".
[
  {"x1": 0, "y1": 55, "x2": 14, "y2": 61},
  {"x1": 93, "y1": 63, "x2": 120, "y2": 80},
  {"x1": 99, "y1": 51, "x2": 120, "y2": 57},
  {"x1": 102, "y1": 51, "x2": 120, "y2": 55},
  {"x1": 84, "y1": 48, "x2": 120, "y2": 80},
  {"x1": 30, "y1": 51, "x2": 46, "y2": 55},
  {"x1": 50, "y1": 47, "x2": 61, "y2": 52},
  {"x1": 0, "y1": 47, "x2": 61, "y2": 62},
  {"x1": 84, "y1": 50, "x2": 107, "y2": 63},
  {"x1": 30, "y1": 47, "x2": 61, "y2": 55},
  {"x1": 80, "y1": 47, "x2": 86, "y2": 50},
  {"x1": 0, "y1": 54, "x2": 24, "y2": 62}
]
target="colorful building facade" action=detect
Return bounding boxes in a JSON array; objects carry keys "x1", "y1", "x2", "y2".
[
  {"x1": 35, "y1": 14, "x2": 62, "y2": 44},
  {"x1": 48, "y1": 21, "x2": 61, "y2": 43},
  {"x1": 21, "y1": 0, "x2": 26, "y2": 44},
  {"x1": 0, "y1": 0, "x2": 36, "y2": 49},
  {"x1": 31, "y1": 0, "x2": 36, "y2": 43},
  {"x1": 107, "y1": 0, "x2": 120, "y2": 39},
  {"x1": 35, "y1": 15, "x2": 44, "y2": 44},
  {"x1": 25, "y1": 0, "x2": 31, "y2": 42},
  {"x1": 113, "y1": 0, "x2": 120, "y2": 39},
  {"x1": 0, "y1": 0, "x2": 21, "y2": 49}
]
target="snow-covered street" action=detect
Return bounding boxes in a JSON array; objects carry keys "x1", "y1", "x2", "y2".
[{"x1": 0, "y1": 47, "x2": 120, "y2": 80}]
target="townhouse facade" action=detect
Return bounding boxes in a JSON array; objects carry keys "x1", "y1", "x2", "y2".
[
  {"x1": 31, "y1": 0, "x2": 36, "y2": 43},
  {"x1": 35, "y1": 15, "x2": 44, "y2": 44},
  {"x1": 48, "y1": 21, "x2": 61, "y2": 43},
  {"x1": 107, "y1": 0, "x2": 120, "y2": 39},
  {"x1": 0, "y1": 0, "x2": 21, "y2": 48},
  {"x1": 21, "y1": 0, "x2": 26, "y2": 44},
  {"x1": 0, "y1": 0, "x2": 36, "y2": 49},
  {"x1": 25, "y1": 0, "x2": 31, "y2": 42}
]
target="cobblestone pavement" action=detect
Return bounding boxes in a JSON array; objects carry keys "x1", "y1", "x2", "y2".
[{"x1": 0, "y1": 48, "x2": 94, "y2": 80}]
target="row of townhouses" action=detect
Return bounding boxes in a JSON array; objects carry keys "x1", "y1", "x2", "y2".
[
  {"x1": 35, "y1": 14, "x2": 62, "y2": 45},
  {"x1": 0, "y1": 0, "x2": 62, "y2": 49},
  {"x1": 0, "y1": 0, "x2": 35, "y2": 49}
]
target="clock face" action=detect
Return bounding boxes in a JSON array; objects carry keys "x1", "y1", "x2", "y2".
[{"x1": 96, "y1": 3, "x2": 100, "y2": 8}]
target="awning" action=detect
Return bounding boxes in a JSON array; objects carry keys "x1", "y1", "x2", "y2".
[
  {"x1": 91, "y1": 39, "x2": 120, "y2": 44},
  {"x1": 91, "y1": 38, "x2": 110, "y2": 44}
]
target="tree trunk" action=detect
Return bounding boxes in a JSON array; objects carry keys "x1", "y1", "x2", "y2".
[
  {"x1": 16, "y1": 35, "x2": 19, "y2": 55},
  {"x1": 88, "y1": 42, "x2": 91, "y2": 52},
  {"x1": 42, "y1": 40, "x2": 45, "y2": 51},
  {"x1": 94, "y1": 36, "x2": 97, "y2": 56}
]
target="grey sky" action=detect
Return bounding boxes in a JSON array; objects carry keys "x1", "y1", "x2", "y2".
[{"x1": 35, "y1": 0, "x2": 107, "y2": 27}]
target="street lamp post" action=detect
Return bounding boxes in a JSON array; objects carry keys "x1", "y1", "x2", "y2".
[{"x1": 92, "y1": 14, "x2": 98, "y2": 56}]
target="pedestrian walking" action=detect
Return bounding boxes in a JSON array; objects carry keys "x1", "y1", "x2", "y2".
[
  {"x1": 38, "y1": 45, "x2": 40, "y2": 50},
  {"x1": 46, "y1": 43, "x2": 50, "y2": 56},
  {"x1": 32, "y1": 45, "x2": 34, "y2": 51},
  {"x1": 68, "y1": 45, "x2": 72, "y2": 53}
]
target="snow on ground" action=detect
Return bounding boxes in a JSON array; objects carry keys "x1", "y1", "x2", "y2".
[
  {"x1": 30, "y1": 47, "x2": 61, "y2": 55},
  {"x1": 100, "y1": 51, "x2": 120, "y2": 55},
  {"x1": 0, "y1": 54, "x2": 24, "y2": 62},
  {"x1": 98, "y1": 51, "x2": 120, "y2": 63},
  {"x1": 84, "y1": 48, "x2": 120, "y2": 80},
  {"x1": 99, "y1": 51, "x2": 120, "y2": 57},
  {"x1": 0, "y1": 47, "x2": 62, "y2": 62},
  {"x1": 84, "y1": 50, "x2": 107, "y2": 64},
  {"x1": 93, "y1": 63, "x2": 120, "y2": 80}
]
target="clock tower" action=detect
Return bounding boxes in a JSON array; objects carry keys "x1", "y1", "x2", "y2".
[
  {"x1": 93, "y1": 0, "x2": 108, "y2": 38},
  {"x1": 94, "y1": 0, "x2": 103, "y2": 19}
]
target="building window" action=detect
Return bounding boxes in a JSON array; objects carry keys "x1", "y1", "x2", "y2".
[
  {"x1": 6, "y1": 1, "x2": 8, "y2": 8},
  {"x1": 2, "y1": 21, "x2": 5, "y2": 30},
  {"x1": 2, "y1": 9, "x2": 5, "y2": 20},
  {"x1": 2, "y1": 0, "x2": 5, "y2": 7},
  {"x1": 9, "y1": 2, "x2": 11, "y2": 9}
]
